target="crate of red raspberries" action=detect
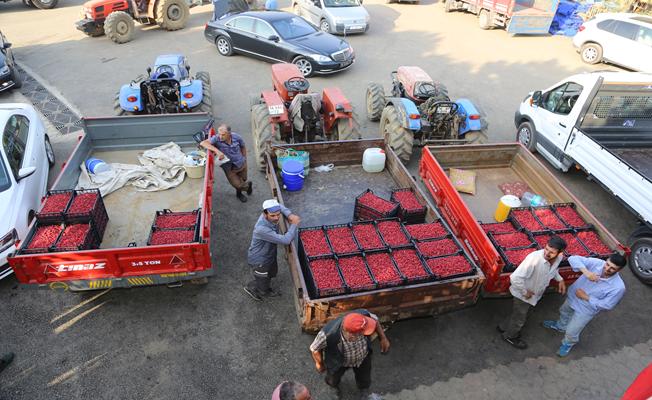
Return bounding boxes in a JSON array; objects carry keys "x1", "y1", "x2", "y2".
[
  {"x1": 404, "y1": 221, "x2": 449, "y2": 241},
  {"x1": 391, "y1": 188, "x2": 426, "y2": 224},
  {"x1": 354, "y1": 189, "x2": 398, "y2": 221},
  {"x1": 510, "y1": 208, "x2": 545, "y2": 232},
  {"x1": 391, "y1": 247, "x2": 431, "y2": 284},
  {"x1": 65, "y1": 189, "x2": 109, "y2": 238},
  {"x1": 36, "y1": 190, "x2": 74, "y2": 224},
  {"x1": 299, "y1": 227, "x2": 332, "y2": 258},
  {"x1": 147, "y1": 227, "x2": 198, "y2": 246},
  {"x1": 338, "y1": 255, "x2": 376, "y2": 293},
  {"x1": 306, "y1": 256, "x2": 347, "y2": 298},
  {"x1": 498, "y1": 245, "x2": 537, "y2": 273},
  {"x1": 154, "y1": 209, "x2": 200, "y2": 230},
  {"x1": 53, "y1": 221, "x2": 101, "y2": 252},
  {"x1": 555, "y1": 231, "x2": 591, "y2": 257},
  {"x1": 21, "y1": 223, "x2": 64, "y2": 254},
  {"x1": 377, "y1": 219, "x2": 410, "y2": 247},
  {"x1": 325, "y1": 224, "x2": 360, "y2": 255},
  {"x1": 351, "y1": 221, "x2": 385, "y2": 251},
  {"x1": 480, "y1": 220, "x2": 518, "y2": 234},
  {"x1": 364, "y1": 251, "x2": 405, "y2": 288},
  {"x1": 576, "y1": 229, "x2": 612, "y2": 259},
  {"x1": 553, "y1": 203, "x2": 591, "y2": 230},
  {"x1": 532, "y1": 206, "x2": 566, "y2": 230},
  {"x1": 489, "y1": 231, "x2": 535, "y2": 249},
  {"x1": 425, "y1": 254, "x2": 475, "y2": 280},
  {"x1": 415, "y1": 237, "x2": 461, "y2": 258}
]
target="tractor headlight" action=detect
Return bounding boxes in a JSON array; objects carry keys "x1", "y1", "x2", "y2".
[{"x1": 309, "y1": 54, "x2": 331, "y2": 63}]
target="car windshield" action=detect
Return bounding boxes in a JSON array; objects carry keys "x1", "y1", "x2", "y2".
[
  {"x1": 270, "y1": 16, "x2": 317, "y2": 40},
  {"x1": 324, "y1": 0, "x2": 360, "y2": 7},
  {"x1": 0, "y1": 155, "x2": 11, "y2": 193}
]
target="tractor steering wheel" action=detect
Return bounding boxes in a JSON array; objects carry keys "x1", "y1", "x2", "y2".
[
  {"x1": 285, "y1": 76, "x2": 310, "y2": 92},
  {"x1": 416, "y1": 82, "x2": 438, "y2": 97}
]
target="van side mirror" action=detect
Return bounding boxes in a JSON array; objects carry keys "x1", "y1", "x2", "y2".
[
  {"x1": 530, "y1": 91, "x2": 542, "y2": 106},
  {"x1": 3, "y1": 42, "x2": 12, "y2": 49},
  {"x1": 17, "y1": 166, "x2": 36, "y2": 181}
]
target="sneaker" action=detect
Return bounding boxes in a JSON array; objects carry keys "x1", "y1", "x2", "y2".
[
  {"x1": 503, "y1": 336, "x2": 528, "y2": 349},
  {"x1": 243, "y1": 286, "x2": 262, "y2": 301},
  {"x1": 0, "y1": 352, "x2": 14, "y2": 374},
  {"x1": 246, "y1": 181, "x2": 253, "y2": 195},
  {"x1": 557, "y1": 343, "x2": 574, "y2": 357},
  {"x1": 543, "y1": 320, "x2": 565, "y2": 333},
  {"x1": 236, "y1": 192, "x2": 247, "y2": 203},
  {"x1": 264, "y1": 288, "x2": 281, "y2": 297}
]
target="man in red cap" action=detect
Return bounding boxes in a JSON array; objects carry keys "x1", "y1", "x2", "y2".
[{"x1": 309, "y1": 309, "x2": 390, "y2": 394}]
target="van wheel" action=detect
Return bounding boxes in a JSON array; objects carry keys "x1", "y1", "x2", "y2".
[
  {"x1": 580, "y1": 43, "x2": 603, "y2": 65},
  {"x1": 516, "y1": 121, "x2": 536, "y2": 152},
  {"x1": 45, "y1": 134, "x2": 55, "y2": 167},
  {"x1": 630, "y1": 237, "x2": 652, "y2": 285}
]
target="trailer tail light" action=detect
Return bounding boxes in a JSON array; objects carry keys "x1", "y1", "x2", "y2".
[
  {"x1": 409, "y1": 113, "x2": 419, "y2": 119},
  {"x1": 184, "y1": 93, "x2": 193, "y2": 99},
  {"x1": 127, "y1": 96, "x2": 137, "y2": 102},
  {"x1": 469, "y1": 114, "x2": 481, "y2": 120}
]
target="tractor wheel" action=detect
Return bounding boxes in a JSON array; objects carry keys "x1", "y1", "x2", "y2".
[
  {"x1": 31, "y1": 0, "x2": 57, "y2": 9},
  {"x1": 516, "y1": 121, "x2": 537, "y2": 152},
  {"x1": 380, "y1": 105, "x2": 414, "y2": 162},
  {"x1": 104, "y1": 11, "x2": 135, "y2": 44},
  {"x1": 478, "y1": 9, "x2": 492, "y2": 30},
  {"x1": 444, "y1": 0, "x2": 455, "y2": 12},
  {"x1": 250, "y1": 94, "x2": 263, "y2": 107},
  {"x1": 251, "y1": 104, "x2": 279, "y2": 171},
  {"x1": 366, "y1": 82, "x2": 385, "y2": 122},
  {"x1": 195, "y1": 73, "x2": 213, "y2": 116},
  {"x1": 464, "y1": 129, "x2": 488, "y2": 144},
  {"x1": 156, "y1": 0, "x2": 190, "y2": 31},
  {"x1": 580, "y1": 43, "x2": 603, "y2": 65},
  {"x1": 334, "y1": 110, "x2": 361, "y2": 141}
]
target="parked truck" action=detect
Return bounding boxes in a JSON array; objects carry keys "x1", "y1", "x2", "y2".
[
  {"x1": 514, "y1": 71, "x2": 652, "y2": 284},
  {"x1": 264, "y1": 139, "x2": 622, "y2": 331},
  {"x1": 8, "y1": 113, "x2": 215, "y2": 291},
  {"x1": 444, "y1": 0, "x2": 560, "y2": 34}
]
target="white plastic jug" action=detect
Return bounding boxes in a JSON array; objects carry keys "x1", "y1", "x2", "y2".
[{"x1": 362, "y1": 148, "x2": 386, "y2": 173}]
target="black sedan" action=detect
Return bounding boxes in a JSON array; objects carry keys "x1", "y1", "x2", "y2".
[
  {"x1": 204, "y1": 11, "x2": 354, "y2": 77},
  {"x1": 0, "y1": 31, "x2": 22, "y2": 93}
]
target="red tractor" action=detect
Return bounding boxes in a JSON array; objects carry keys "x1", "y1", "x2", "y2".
[
  {"x1": 250, "y1": 63, "x2": 361, "y2": 170},
  {"x1": 75, "y1": 0, "x2": 193, "y2": 44}
]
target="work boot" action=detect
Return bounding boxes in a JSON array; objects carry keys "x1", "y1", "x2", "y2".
[
  {"x1": 243, "y1": 286, "x2": 262, "y2": 301},
  {"x1": 246, "y1": 181, "x2": 253, "y2": 195},
  {"x1": 236, "y1": 191, "x2": 247, "y2": 203},
  {"x1": 0, "y1": 352, "x2": 14, "y2": 374}
]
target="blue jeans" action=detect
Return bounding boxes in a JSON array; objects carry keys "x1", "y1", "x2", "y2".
[{"x1": 556, "y1": 299, "x2": 594, "y2": 345}]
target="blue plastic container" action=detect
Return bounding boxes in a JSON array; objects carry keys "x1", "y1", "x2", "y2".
[
  {"x1": 282, "y1": 159, "x2": 305, "y2": 192},
  {"x1": 85, "y1": 158, "x2": 111, "y2": 174}
]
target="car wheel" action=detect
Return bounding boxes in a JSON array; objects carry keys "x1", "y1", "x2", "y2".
[
  {"x1": 216, "y1": 36, "x2": 233, "y2": 56},
  {"x1": 516, "y1": 121, "x2": 536, "y2": 152},
  {"x1": 580, "y1": 43, "x2": 603, "y2": 65},
  {"x1": 293, "y1": 56, "x2": 313, "y2": 77},
  {"x1": 319, "y1": 19, "x2": 330, "y2": 33},
  {"x1": 630, "y1": 237, "x2": 652, "y2": 285},
  {"x1": 44, "y1": 134, "x2": 55, "y2": 167},
  {"x1": 11, "y1": 68, "x2": 23, "y2": 89}
]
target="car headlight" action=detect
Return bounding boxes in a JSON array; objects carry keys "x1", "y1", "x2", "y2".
[
  {"x1": 0, "y1": 65, "x2": 9, "y2": 75},
  {"x1": 0, "y1": 229, "x2": 17, "y2": 253},
  {"x1": 309, "y1": 54, "x2": 331, "y2": 62}
]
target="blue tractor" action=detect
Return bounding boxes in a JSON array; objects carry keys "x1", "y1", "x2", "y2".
[
  {"x1": 114, "y1": 54, "x2": 212, "y2": 116},
  {"x1": 366, "y1": 66, "x2": 488, "y2": 161}
]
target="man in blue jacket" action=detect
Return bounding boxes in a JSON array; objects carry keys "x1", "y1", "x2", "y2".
[
  {"x1": 543, "y1": 253, "x2": 626, "y2": 357},
  {"x1": 245, "y1": 199, "x2": 300, "y2": 301}
]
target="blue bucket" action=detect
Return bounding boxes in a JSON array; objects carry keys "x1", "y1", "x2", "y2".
[
  {"x1": 282, "y1": 159, "x2": 305, "y2": 192},
  {"x1": 85, "y1": 158, "x2": 111, "y2": 174}
]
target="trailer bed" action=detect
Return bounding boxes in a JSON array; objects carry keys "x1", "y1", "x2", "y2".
[{"x1": 611, "y1": 148, "x2": 652, "y2": 182}]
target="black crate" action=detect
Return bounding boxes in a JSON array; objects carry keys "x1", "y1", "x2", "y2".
[
  {"x1": 351, "y1": 220, "x2": 386, "y2": 251},
  {"x1": 303, "y1": 255, "x2": 349, "y2": 298},
  {"x1": 363, "y1": 249, "x2": 406, "y2": 289},
  {"x1": 390, "y1": 188, "x2": 427, "y2": 225},
  {"x1": 402, "y1": 220, "x2": 451, "y2": 241},
  {"x1": 36, "y1": 190, "x2": 75, "y2": 224},
  {"x1": 552, "y1": 203, "x2": 592, "y2": 230},
  {"x1": 19, "y1": 222, "x2": 64, "y2": 255},
  {"x1": 390, "y1": 246, "x2": 433, "y2": 284},
  {"x1": 52, "y1": 220, "x2": 101, "y2": 252},
  {"x1": 353, "y1": 189, "x2": 399, "y2": 221},
  {"x1": 497, "y1": 244, "x2": 538, "y2": 273},
  {"x1": 298, "y1": 226, "x2": 332, "y2": 258},
  {"x1": 376, "y1": 218, "x2": 411, "y2": 248},
  {"x1": 65, "y1": 189, "x2": 109, "y2": 239},
  {"x1": 487, "y1": 230, "x2": 536, "y2": 251},
  {"x1": 337, "y1": 254, "x2": 377, "y2": 293},
  {"x1": 154, "y1": 209, "x2": 201, "y2": 230},
  {"x1": 509, "y1": 207, "x2": 548, "y2": 234},
  {"x1": 147, "y1": 225, "x2": 199, "y2": 246},
  {"x1": 413, "y1": 236, "x2": 462, "y2": 259},
  {"x1": 423, "y1": 251, "x2": 478, "y2": 281},
  {"x1": 324, "y1": 223, "x2": 361, "y2": 256}
]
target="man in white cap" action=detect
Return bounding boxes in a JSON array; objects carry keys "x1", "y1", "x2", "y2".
[{"x1": 245, "y1": 199, "x2": 301, "y2": 301}]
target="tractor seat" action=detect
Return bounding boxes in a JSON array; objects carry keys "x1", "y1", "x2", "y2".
[
  {"x1": 284, "y1": 77, "x2": 310, "y2": 93},
  {"x1": 152, "y1": 65, "x2": 175, "y2": 80}
]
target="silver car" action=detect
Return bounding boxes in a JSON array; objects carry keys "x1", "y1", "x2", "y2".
[{"x1": 293, "y1": 0, "x2": 369, "y2": 35}]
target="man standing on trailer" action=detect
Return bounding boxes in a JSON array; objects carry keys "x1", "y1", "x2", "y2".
[
  {"x1": 200, "y1": 124, "x2": 252, "y2": 203},
  {"x1": 245, "y1": 199, "x2": 301, "y2": 301},
  {"x1": 543, "y1": 253, "x2": 626, "y2": 357},
  {"x1": 498, "y1": 236, "x2": 567, "y2": 349}
]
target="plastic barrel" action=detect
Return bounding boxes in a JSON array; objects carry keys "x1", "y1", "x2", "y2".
[
  {"x1": 282, "y1": 159, "x2": 305, "y2": 192},
  {"x1": 494, "y1": 195, "x2": 521, "y2": 222},
  {"x1": 85, "y1": 158, "x2": 111, "y2": 174}
]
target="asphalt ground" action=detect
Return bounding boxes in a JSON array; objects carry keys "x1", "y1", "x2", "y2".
[{"x1": 0, "y1": 1, "x2": 650, "y2": 398}]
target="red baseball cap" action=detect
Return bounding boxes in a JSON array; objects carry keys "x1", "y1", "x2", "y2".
[{"x1": 343, "y1": 313, "x2": 377, "y2": 335}]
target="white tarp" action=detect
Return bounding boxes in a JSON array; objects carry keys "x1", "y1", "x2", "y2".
[{"x1": 76, "y1": 142, "x2": 187, "y2": 197}]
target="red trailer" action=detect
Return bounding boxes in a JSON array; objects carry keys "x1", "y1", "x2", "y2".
[{"x1": 8, "y1": 114, "x2": 215, "y2": 291}]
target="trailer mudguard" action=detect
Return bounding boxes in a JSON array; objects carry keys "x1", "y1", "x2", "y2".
[
  {"x1": 119, "y1": 84, "x2": 143, "y2": 112},
  {"x1": 385, "y1": 97, "x2": 421, "y2": 131},
  {"x1": 179, "y1": 79, "x2": 203, "y2": 109},
  {"x1": 456, "y1": 98, "x2": 487, "y2": 135}
]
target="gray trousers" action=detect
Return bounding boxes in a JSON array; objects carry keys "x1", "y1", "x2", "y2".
[
  {"x1": 499, "y1": 297, "x2": 533, "y2": 339},
  {"x1": 246, "y1": 260, "x2": 278, "y2": 295}
]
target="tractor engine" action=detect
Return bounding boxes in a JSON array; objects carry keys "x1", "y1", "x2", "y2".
[
  {"x1": 289, "y1": 93, "x2": 322, "y2": 143},
  {"x1": 141, "y1": 80, "x2": 181, "y2": 114},
  {"x1": 418, "y1": 95, "x2": 462, "y2": 141}
]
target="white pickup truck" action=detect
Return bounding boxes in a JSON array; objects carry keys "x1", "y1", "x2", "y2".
[{"x1": 514, "y1": 71, "x2": 652, "y2": 285}]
